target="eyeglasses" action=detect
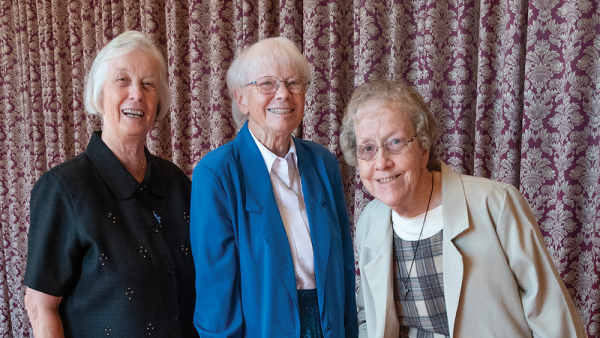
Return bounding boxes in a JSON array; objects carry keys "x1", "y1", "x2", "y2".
[
  {"x1": 246, "y1": 76, "x2": 311, "y2": 94},
  {"x1": 354, "y1": 135, "x2": 418, "y2": 161}
]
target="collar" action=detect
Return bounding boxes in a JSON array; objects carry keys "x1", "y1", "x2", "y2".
[
  {"x1": 392, "y1": 205, "x2": 443, "y2": 240},
  {"x1": 248, "y1": 128, "x2": 297, "y2": 173},
  {"x1": 86, "y1": 131, "x2": 164, "y2": 199},
  {"x1": 440, "y1": 162, "x2": 469, "y2": 239}
]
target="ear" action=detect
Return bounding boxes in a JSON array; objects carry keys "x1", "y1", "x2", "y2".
[
  {"x1": 233, "y1": 89, "x2": 249, "y2": 115},
  {"x1": 98, "y1": 90, "x2": 105, "y2": 114},
  {"x1": 420, "y1": 146, "x2": 430, "y2": 169}
]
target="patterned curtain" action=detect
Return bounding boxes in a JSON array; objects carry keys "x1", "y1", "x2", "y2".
[{"x1": 1, "y1": 0, "x2": 598, "y2": 336}]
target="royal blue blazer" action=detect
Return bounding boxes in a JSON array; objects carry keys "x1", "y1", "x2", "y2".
[{"x1": 190, "y1": 123, "x2": 358, "y2": 338}]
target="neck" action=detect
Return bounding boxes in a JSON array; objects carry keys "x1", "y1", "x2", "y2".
[
  {"x1": 248, "y1": 122, "x2": 292, "y2": 158},
  {"x1": 101, "y1": 129, "x2": 147, "y2": 180}
]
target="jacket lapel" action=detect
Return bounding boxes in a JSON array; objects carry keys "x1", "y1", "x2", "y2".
[
  {"x1": 360, "y1": 164, "x2": 469, "y2": 338},
  {"x1": 235, "y1": 124, "x2": 299, "y2": 308},
  {"x1": 441, "y1": 162, "x2": 469, "y2": 337},
  {"x1": 294, "y1": 141, "x2": 331, "y2": 309},
  {"x1": 362, "y1": 203, "x2": 399, "y2": 337}
]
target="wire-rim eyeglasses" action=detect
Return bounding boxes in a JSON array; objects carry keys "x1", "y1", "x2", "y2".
[
  {"x1": 354, "y1": 135, "x2": 418, "y2": 161},
  {"x1": 246, "y1": 76, "x2": 311, "y2": 94}
]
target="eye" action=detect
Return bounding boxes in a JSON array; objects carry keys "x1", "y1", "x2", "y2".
[
  {"x1": 259, "y1": 79, "x2": 276, "y2": 86},
  {"x1": 387, "y1": 138, "x2": 406, "y2": 149},
  {"x1": 116, "y1": 77, "x2": 128, "y2": 84},
  {"x1": 362, "y1": 144, "x2": 375, "y2": 152},
  {"x1": 287, "y1": 79, "x2": 299, "y2": 86}
]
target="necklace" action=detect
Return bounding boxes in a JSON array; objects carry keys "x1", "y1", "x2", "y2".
[
  {"x1": 137, "y1": 165, "x2": 146, "y2": 183},
  {"x1": 153, "y1": 197, "x2": 162, "y2": 227},
  {"x1": 396, "y1": 171, "x2": 434, "y2": 299}
]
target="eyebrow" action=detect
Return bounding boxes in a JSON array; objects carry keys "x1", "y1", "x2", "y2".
[
  {"x1": 112, "y1": 68, "x2": 157, "y2": 78},
  {"x1": 356, "y1": 134, "x2": 407, "y2": 145}
]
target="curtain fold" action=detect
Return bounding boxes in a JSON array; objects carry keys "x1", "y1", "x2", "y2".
[{"x1": 1, "y1": 0, "x2": 598, "y2": 337}]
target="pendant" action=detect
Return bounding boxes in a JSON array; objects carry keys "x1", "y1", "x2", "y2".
[
  {"x1": 153, "y1": 212, "x2": 162, "y2": 227},
  {"x1": 401, "y1": 281, "x2": 409, "y2": 299}
]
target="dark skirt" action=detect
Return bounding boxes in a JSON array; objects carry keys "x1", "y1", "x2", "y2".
[{"x1": 298, "y1": 289, "x2": 324, "y2": 338}]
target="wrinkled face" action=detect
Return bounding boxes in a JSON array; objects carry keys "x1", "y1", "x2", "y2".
[
  {"x1": 101, "y1": 49, "x2": 160, "y2": 140},
  {"x1": 235, "y1": 65, "x2": 305, "y2": 139},
  {"x1": 354, "y1": 101, "x2": 429, "y2": 212}
]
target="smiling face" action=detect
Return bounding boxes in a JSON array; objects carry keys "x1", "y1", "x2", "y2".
[
  {"x1": 234, "y1": 65, "x2": 305, "y2": 144},
  {"x1": 101, "y1": 49, "x2": 160, "y2": 141},
  {"x1": 354, "y1": 101, "x2": 430, "y2": 215}
]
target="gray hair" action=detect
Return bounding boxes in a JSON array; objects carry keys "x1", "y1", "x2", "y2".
[
  {"x1": 226, "y1": 37, "x2": 311, "y2": 128},
  {"x1": 340, "y1": 80, "x2": 440, "y2": 170},
  {"x1": 83, "y1": 31, "x2": 171, "y2": 120}
]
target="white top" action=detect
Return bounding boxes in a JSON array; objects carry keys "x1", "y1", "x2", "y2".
[
  {"x1": 392, "y1": 205, "x2": 443, "y2": 241},
  {"x1": 392, "y1": 205, "x2": 446, "y2": 338},
  {"x1": 249, "y1": 130, "x2": 316, "y2": 290}
]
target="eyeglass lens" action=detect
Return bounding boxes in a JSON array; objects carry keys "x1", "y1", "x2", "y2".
[
  {"x1": 254, "y1": 76, "x2": 309, "y2": 94},
  {"x1": 355, "y1": 137, "x2": 415, "y2": 160}
]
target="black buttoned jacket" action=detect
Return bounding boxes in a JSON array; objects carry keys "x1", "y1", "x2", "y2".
[{"x1": 25, "y1": 131, "x2": 198, "y2": 338}]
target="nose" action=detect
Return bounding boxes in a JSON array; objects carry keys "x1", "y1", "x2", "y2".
[
  {"x1": 129, "y1": 84, "x2": 144, "y2": 101},
  {"x1": 373, "y1": 146, "x2": 392, "y2": 170},
  {"x1": 274, "y1": 81, "x2": 291, "y2": 98}
]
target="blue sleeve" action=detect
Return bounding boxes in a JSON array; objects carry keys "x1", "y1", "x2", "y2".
[
  {"x1": 190, "y1": 160, "x2": 242, "y2": 338},
  {"x1": 328, "y1": 156, "x2": 359, "y2": 337}
]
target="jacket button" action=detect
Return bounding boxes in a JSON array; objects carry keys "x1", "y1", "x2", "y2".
[
  {"x1": 171, "y1": 315, "x2": 179, "y2": 321},
  {"x1": 166, "y1": 269, "x2": 175, "y2": 275},
  {"x1": 151, "y1": 227, "x2": 159, "y2": 233}
]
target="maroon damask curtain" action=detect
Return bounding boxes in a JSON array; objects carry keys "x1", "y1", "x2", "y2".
[{"x1": 1, "y1": 0, "x2": 598, "y2": 337}]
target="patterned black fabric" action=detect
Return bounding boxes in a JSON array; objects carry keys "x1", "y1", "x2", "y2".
[
  {"x1": 298, "y1": 289, "x2": 324, "y2": 338},
  {"x1": 25, "y1": 131, "x2": 198, "y2": 338}
]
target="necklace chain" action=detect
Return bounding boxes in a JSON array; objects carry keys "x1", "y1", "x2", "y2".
[
  {"x1": 397, "y1": 171, "x2": 435, "y2": 300},
  {"x1": 137, "y1": 165, "x2": 146, "y2": 182}
]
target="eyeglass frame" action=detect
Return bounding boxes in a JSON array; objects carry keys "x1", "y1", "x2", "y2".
[
  {"x1": 354, "y1": 134, "x2": 418, "y2": 161},
  {"x1": 246, "y1": 76, "x2": 311, "y2": 94}
]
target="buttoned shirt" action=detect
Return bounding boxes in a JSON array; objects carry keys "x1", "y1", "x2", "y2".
[
  {"x1": 24, "y1": 131, "x2": 198, "y2": 337},
  {"x1": 249, "y1": 130, "x2": 316, "y2": 289}
]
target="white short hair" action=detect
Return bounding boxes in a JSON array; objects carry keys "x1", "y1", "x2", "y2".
[
  {"x1": 83, "y1": 31, "x2": 171, "y2": 120},
  {"x1": 226, "y1": 37, "x2": 311, "y2": 128}
]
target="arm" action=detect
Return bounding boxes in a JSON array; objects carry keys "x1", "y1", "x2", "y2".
[
  {"x1": 328, "y1": 158, "x2": 359, "y2": 337},
  {"x1": 25, "y1": 287, "x2": 64, "y2": 338},
  {"x1": 190, "y1": 161, "x2": 242, "y2": 338},
  {"x1": 356, "y1": 278, "x2": 368, "y2": 338},
  {"x1": 354, "y1": 207, "x2": 368, "y2": 338},
  {"x1": 497, "y1": 186, "x2": 586, "y2": 338},
  {"x1": 24, "y1": 171, "x2": 81, "y2": 334}
]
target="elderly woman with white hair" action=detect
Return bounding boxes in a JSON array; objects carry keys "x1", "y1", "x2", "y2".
[
  {"x1": 341, "y1": 79, "x2": 585, "y2": 338},
  {"x1": 190, "y1": 37, "x2": 358, "y2": 337},
  {"x1": 24, "y1": 31, "x2": 198, "y2": 338}
]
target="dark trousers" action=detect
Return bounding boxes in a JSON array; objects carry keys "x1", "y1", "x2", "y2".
[{"x1": 298, "y1": 289, "x2": 324, "y2": 338}]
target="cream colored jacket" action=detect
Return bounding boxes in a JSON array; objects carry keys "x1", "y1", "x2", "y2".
[{"x1": 356, "y1": 162, "x2": 586, "y2": 338}]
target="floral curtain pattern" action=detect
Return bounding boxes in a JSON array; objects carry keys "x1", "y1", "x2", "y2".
[{"x1": 1, "y1": 0, "x2": 598, "y2": 336}]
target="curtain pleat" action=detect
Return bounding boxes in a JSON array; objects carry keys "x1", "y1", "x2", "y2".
[{"x1": 1, "y1": 0, "x2": 598, "y2": 337}]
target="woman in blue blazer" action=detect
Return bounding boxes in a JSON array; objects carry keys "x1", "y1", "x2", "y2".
[{"x1": 190, "y1": 37, "x2": 358, "y2": 338}]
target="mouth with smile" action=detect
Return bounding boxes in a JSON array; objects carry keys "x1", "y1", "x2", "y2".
[
  {"x1": 376, "y1": 174, "x2": 400, "y2": 183},
  {"x1": 122, "y1": 109, "x2": 145, "y2": 119},
  {"x1": 268, "y1": 108, "x2": 294, "y2": 115}
]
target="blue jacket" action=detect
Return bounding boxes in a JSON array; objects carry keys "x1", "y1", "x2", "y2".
[{"x1": 190, "y1": 123, "x2": 358, "y2": 337}]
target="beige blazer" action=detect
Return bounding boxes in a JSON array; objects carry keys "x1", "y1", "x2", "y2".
[{"x1": 356, "y1": 162, "x2": 586, "y2": 338}]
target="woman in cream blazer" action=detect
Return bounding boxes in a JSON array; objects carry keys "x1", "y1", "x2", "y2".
[
  {"x1": 355, "y1": 162, "x2": 586, "y2": 337},
  {"x1": 340, "y1": 80, "x2": 586, "y2": 338}
]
